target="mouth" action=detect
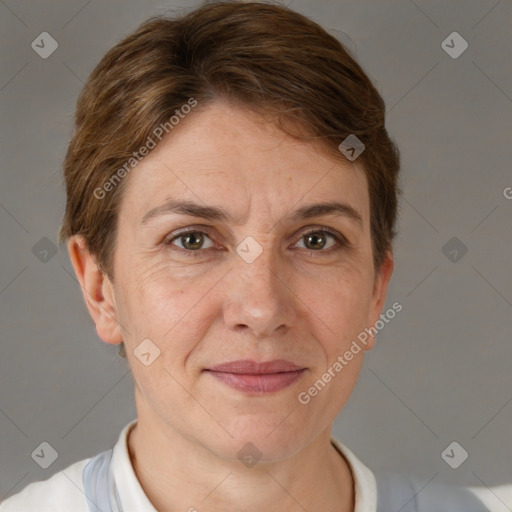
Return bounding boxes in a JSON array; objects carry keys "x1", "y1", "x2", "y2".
[{"x1": 204, "y1": 359, "x2": 307, "y2": 393}]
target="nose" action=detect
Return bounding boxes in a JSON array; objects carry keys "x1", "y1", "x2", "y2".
[{"x1": 222, "y1": 245, "x2": 297, "y2": 339}]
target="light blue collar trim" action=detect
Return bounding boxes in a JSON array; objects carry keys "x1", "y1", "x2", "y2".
[{"x1": 83, "y1": 448, "x2": 117, "y2": 512}]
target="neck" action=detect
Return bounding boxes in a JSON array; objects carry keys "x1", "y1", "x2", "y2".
[{"x1": 127, "y1": 409, "x2": 355, "y2": 512}]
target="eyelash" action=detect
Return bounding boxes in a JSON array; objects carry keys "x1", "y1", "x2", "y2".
[{"x1": 163, "y1": 226, "x2": 348, "y2": 258}]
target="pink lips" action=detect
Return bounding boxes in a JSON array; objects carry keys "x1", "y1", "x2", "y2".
[{"x1": 205, "y1": 359, "x2": 306, "y2": 393}]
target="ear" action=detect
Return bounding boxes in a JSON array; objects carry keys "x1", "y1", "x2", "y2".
[
  {"x1": 365, "y1": 250, "x2": 394, "y2": 350},
  {"x1": 67, "y1": 235, "x2": 123, "y2": 346}
]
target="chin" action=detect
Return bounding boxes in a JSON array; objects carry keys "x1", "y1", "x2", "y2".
[{"x1": 203, "y1": 417, "x2": 313, "y2": 464}]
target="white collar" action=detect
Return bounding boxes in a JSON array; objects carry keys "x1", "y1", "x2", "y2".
[
  {"x1": 110, "y1": 420, "x2": 377, "y2": 512},
  {"x1": 331, "y1": 437, "x2": 377, "y2": 512}
]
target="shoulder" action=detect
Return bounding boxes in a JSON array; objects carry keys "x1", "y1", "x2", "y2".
[
  {"x1": 0, "y1": 457, "x2": 91, "y2": 512},
  {"x1": 374, "y1": 471, "x2": 492, "y2": 511},
  {"x1": 331, "y1": 436, "x2": 498, "y2": 511},
  {"x1": 465, "y1": 484, "x2": 512, "y2": 512}
]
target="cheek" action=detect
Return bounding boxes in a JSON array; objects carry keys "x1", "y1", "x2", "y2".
[
  {"x1": 305, "y1": 267, "x2": 374, "y2": 349},
  {"x1": 117, "y1": 261, "x2": 219, "y2": 354},
  {"x1": 299, "y1": 275, "x2": 370, "y2": 414}
]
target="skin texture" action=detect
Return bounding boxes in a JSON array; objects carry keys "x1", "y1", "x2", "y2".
[{"x1": 68, "y1": 100, "x2": 394, "y2": 512}]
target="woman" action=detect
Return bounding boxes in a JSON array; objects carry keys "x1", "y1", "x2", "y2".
[{"x1": 1, "y1": 1, "x2": 492, "y2": 510}]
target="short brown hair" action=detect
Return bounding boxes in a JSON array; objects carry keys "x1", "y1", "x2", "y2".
[{"x1": 60, "y1": 0, "x2": 400, "y2": 281}]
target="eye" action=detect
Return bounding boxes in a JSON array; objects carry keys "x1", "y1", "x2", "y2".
[
  {"x1": 294, "y1": 229, "x2": 345, "y2": 253},
  {"x1": 165, "y1": 229, "x2": 215, "y2": 253}
]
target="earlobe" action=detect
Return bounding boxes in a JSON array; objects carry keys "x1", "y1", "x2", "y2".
[{"x1": 67, "y1": 235, "x2": 123, "y2": 345}]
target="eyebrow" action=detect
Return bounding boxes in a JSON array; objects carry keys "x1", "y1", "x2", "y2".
[{"x1": 140, "y1": 199, "x2": 363, "y2": 227}]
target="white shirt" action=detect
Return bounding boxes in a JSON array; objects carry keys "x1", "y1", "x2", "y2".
[{"x1": 0, "y1": 419, "x2": 506, "y2": 511}]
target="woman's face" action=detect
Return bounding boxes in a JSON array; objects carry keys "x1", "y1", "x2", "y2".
[{"x1": 106, "y1": 101, "x2": 393, "y2": 460}]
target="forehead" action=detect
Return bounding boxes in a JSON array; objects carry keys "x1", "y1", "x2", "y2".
[{"x1": 119, "y1": 102, "x2": 370, "y2": 226}]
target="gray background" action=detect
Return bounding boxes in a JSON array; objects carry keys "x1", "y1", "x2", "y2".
[{"x1": 1, "y1": 0, "x2": 511, "y2": 507}]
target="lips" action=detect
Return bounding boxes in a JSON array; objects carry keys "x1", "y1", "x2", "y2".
[
  {"x1": 208, "y1": 359, "x2": 304, "y2": 374},
  {"x1": 205, "y1": 359, "x2": 306, "y2": 393}
]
